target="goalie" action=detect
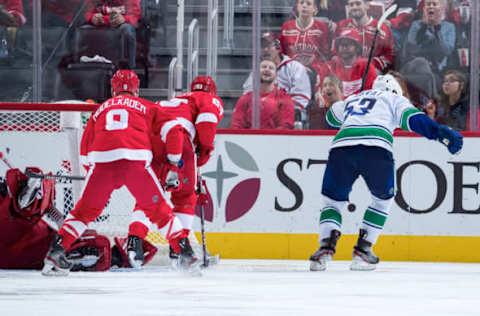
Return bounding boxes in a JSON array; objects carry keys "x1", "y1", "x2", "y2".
[{"x1": 0, "y1": 167, "x2": 158, "y2": 271}]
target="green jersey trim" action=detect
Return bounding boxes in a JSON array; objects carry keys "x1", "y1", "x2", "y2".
[
  {"x1": 326, "y1": 108, "x2": 342, "y2": 128},
  {"x1": 401, "y1": 108, "x2": 422, "y2": 131},
  {"x1": 333, "y1": 126, "x2": 393, "y2": 145}
]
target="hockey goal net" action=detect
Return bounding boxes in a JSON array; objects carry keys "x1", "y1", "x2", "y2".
[{"x1": 0, "y1": 102, "x2": 202, "y2": 265}]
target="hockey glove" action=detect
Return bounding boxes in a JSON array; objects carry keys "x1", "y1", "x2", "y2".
[
  {"x1": 197, "y1": 177, "x2": 211, "y2": 206},
  {"x1": 437, "y1": 125, "x2": 463, "y2": 155},
  {"x1": 160, "y1": 160, "x2": 183, "y2": 192},
  {"x1": 196, "y1": 145, "x2": 214, "y2": 167}
]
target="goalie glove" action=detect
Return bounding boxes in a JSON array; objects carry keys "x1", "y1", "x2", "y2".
[
  {"x1": 159, "y1": 160, "x2": 183, "y2": 192},
  {"x1": 196, "y1": 145, "x2": 214, "y2": 167},
  {"x1": 437, "y1": 125, "x2": 463, "y2": 155}
]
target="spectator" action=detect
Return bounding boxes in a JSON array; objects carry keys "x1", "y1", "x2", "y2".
[
  {"x1": 0, "y1": 0, "x2": 25, "y2": 58},
  {"x1": 242, "y1": 32, "x2": 312, "y2": 125},
  {"x1": 334, "y1": 0, "x2": 395, "y2": 74},
  {"x1": 231, "y1": 56, "x2": 295, "y2": 129},
  {"x1": 289, "y1": 0, "x2": 348, "y2": 23},
  {"x1": 309, "y1": 73, "x2": 344, "y2": 129},
  {"x1": 400, "y1": 0, "x2": 456, "y2": 97},
  {"x1": 316, "y1": 28, "x2": 377, "y2": 98},
  {"x1": 84, "y1": 0, "x2": 141, "y2": 69},
  {"x1": 0, "y1": 0, "x2": 25, "y2": 27},
  {"x1": 279, "y1": 0, "x2": 331, "y2": 76},
  {"x1": 431, "y1": 69, "x2": 468, "y2": 130}
]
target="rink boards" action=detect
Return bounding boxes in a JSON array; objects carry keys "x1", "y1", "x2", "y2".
[
  {"x1": 199, "y1": 130, "x2": 480, "y2": 262},
  {"x1": 2, "y1": 130, "x2": 480, "y2": 262}
]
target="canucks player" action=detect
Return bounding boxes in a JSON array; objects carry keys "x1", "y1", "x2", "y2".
[{"x1": 309, "y1": 74, "x2": 463, "y2": 271}]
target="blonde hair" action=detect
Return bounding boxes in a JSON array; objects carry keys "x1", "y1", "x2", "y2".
[{"x1": 323, "y1": 73, "x2": 343, "y2": 92}]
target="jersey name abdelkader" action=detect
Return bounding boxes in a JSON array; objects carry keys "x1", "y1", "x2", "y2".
[
  {"x1": 156, "y1": 91, "x2": 224, "y2": 147},
  {"x1": 80, "y1": 95, "x2": 169, "y2": 166},
  {"x1": 326, "y1": 89, "x2": 422, "y2": 152}
]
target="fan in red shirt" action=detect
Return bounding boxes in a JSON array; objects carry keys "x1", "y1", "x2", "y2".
[
  {"x1": 231, "y1": 56, "x2": 295, "y2": 129},
  {"x1": 42, "y1": 70, "x2": 201, "y2": 276},
  {"x1": 125, "y1": 75, "x2": 224, "y2": 265},
  {"x1": 0, "y1": 0, "x2": 26, "y2": 26},
  {"x1": 333, "y1": 0, "x2": 395, "y2": 74},
  {"x1": 279, "y1": 0, "x2": 331, "y2": 75},
  {"x1": 316, "y1": 28, "x2": 377, "y2": 98}
]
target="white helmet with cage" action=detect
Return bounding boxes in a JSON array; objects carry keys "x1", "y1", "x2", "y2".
[{"x1": 372, "y1": 74, "x2": 403, "y2": 96}]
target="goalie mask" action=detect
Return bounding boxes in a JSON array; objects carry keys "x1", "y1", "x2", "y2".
[
  {"x1": 372, "y1": 74, "x2": 403, "y2": 96},
  {"x1": 111, "y1": 70, "x2": 140, "y2": 97},
  {"x1": 190, "y1": 76, "x2": 217, "y2": 95}
]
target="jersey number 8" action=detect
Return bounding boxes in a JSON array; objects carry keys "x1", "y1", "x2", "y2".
[{"x1": 106, "y1": 109, "x2": 129, "y2": 131}]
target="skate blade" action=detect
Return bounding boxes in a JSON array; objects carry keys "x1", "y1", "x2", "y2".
[
  {"x1": 309, "y1": 260, "x2": 327, "y2": 271},
  {"x1": 41, "y1": 260, "x2": 69, "y2": 276},
  {"x1": 350, "y1": 256, "x2": 377, "y2": 271}
]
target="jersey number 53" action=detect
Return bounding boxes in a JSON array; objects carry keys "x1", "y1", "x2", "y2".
[{"x1": 344, "y1": 98, "x2": 377, "y2": 120}]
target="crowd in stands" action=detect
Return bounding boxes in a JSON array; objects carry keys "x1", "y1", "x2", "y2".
[
  {"x1": 232, "y1": 0, "x2": 475, "y2": 131},
  {"x1": 0, "y1": 0, "x2": 476, "y2": 131}
]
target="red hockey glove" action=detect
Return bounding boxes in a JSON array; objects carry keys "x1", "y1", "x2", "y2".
[
  {"x1": 159, "y1": 160, "x2": 183, "y2": 192},
  {"x1": 197, "y1": 177, "x2": 211, "y2": 206},
  {"x1": 196, "y1": 145, "x2": 214, "y2": 167}
]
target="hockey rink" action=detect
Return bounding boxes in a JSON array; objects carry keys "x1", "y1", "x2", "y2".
[{"x1": 1, "y1": 259, "x2": 478, "y2": 316}]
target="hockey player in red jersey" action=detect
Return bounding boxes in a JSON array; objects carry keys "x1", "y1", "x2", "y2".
[
  {"x1": 0, "y1": 167, "x2": 56, "y2": 269},
  {"x1": 42, "y1": 70, "x2": 200, "y2": 276},
  {"x1": 126, "y1": 76, "x2": 223, "y2": 267},
  {"x1": 0, "y1": 166, "x2": 158, "y2": 271}
]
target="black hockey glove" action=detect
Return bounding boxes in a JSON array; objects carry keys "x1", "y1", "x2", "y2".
[{"x1": 437, "y1": 125, "x2": 463, "y2": 155}]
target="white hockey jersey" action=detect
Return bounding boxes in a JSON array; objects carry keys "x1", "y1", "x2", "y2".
[{"x1": 326, "y1": 89, "x2": 423, "y2": 152}]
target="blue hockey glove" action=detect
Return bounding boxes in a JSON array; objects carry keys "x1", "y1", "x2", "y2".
[{"x1": 437, "y1": 125, "x2": 463, "y2": 154}]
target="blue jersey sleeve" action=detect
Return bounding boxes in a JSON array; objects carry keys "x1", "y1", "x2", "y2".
[{"x1": 408, "y1": 113, "x2": 439, "y2": 140}]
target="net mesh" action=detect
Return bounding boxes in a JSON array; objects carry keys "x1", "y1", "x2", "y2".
[{"x1": 0, "y1": 102, "x2": 201, "y2": 265}]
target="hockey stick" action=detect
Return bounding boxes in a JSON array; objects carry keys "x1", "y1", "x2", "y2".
[
  {"x1": 360, "y1": 4, "x2": 397, "y2": 91},
  {"x1": 25, "y1": 169, "x2": 85, "y2": 181},
  {"x1": 197, "y1": 174, "x2": 208, "y2": 267},
  {"x1": 0, "y1": 151, "x2": 14, "y2": 169}
]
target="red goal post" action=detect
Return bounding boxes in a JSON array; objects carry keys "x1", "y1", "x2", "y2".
[{"x1": 0, "y1": 101, "x2": 201, "y2": 265}]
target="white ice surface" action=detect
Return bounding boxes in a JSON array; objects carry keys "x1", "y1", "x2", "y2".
[{"x1": 1, "y1": 260, "x2": 479, "y2": 316}]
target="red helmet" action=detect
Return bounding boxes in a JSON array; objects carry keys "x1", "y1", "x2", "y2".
[
  {"x1": 110, "y1": 70, "x2": 140, "y2": 96},
  {"x1": 190, "y1": 76, "x2": 217, "y2": 95},
  {"x1": 335, "y1": 28, "x2": 362, "y2": 52},
  {"x1": 261, "y1": 32, "x2": 280, "y2": 48}
]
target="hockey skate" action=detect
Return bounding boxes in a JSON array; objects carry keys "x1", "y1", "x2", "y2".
[
  {"x1": 309, "y1": 229, "x2": 341, "y2": 271},
  {"x1": 350, "y1": 229, "x2": 379, "y2": 271},
  {"x1": 173, "y1": 237, "x2": 202, "y2": 276},
  {"x1": 42, "y1": 234, "x2": 72, "y2": 276},
  {"x1": 127, "y1": 235, "x2": 144, "y2": 269}
]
